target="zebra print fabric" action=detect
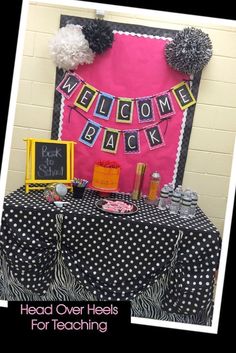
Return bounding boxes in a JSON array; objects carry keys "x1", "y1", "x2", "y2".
[{"x1": 0, "y1": 247, "x2": 212, "y2": 326}]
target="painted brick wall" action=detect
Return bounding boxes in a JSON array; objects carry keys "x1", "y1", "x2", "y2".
[{"x1": 6, "y1": 2, "x2": 236, "y2": 235}]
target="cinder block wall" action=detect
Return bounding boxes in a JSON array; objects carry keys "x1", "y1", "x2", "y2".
[{"x1": 6, "y1": 1, "x2": 236, "y2": 235}]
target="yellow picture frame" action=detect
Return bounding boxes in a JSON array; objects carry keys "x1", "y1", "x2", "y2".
[{"x1": 24, "y1": 138, "x2": 76, "y2": 193}]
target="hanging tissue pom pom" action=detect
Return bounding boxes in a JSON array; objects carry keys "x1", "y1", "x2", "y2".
[
  {"x1": 82, "y1": 19, "x2": 114, "y2": 54},
  {"x1": 49, "y1": 24, "x2": 95, "y2": 71},
  {"x1": 165, "y1": 27, "x2": 213, "y2": 75}
]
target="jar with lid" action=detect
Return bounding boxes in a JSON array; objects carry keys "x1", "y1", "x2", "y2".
[
  {"x1": 43, "y1": 183, "x2": 68, "y2": 203},
  {"x1": 146, "y1": 172, "x2": 160, "y2": 205}
]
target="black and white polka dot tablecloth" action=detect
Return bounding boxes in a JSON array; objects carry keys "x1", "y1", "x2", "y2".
[{"x1": 0, "y1": 186, "x2": 221, "y2": 316}]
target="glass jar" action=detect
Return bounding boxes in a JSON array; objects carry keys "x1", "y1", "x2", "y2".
[{"x1": 43, "y1": 183, "x2": 67, "y2": 203}]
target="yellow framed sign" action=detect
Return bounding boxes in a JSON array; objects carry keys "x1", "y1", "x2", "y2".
[
  {"x1": 172, "y1": 82, "x2": 196, "y2": 110},
  {"x1": 74, "y1": 83, "x2": 98, "y2": 112},
  {"x1": 24, "y1": 138, "x2": 76, "y2": 193}
]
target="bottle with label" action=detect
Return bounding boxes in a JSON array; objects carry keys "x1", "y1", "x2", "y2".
[
  {"x1": 169, "y1": 190, "x2": 181, "y2": 214},
  {"x1": 184, "y1": 188, "x2": 192, "y2": 198},
  {"x1": 146, "y1": 172, "x2": 160, "y2": 205},
  {"x1": 179, "y1": 193, "x2": 192, "y2": 218},
  {"x1": 175, "y1": 185, "x2": 184, "y2": 201},
  {"x1": 158, "y1": 185, "x2": 169, "y2": 210},
  {"x1": 166, "y1": 183, "x2": 174, "y2": 208},
  {"x1": 189, "y1": 191, "x2": 198, "y2": 218}
]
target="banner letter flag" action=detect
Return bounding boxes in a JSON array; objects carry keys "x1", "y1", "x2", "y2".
[
  {"x1": 145, "y1": 125, "x2": 165, "y2": 150},
  {"x1": 155, "y1": 91, "x2": 175, "y2": 119},
  {"x1": 79, "y1": 120, "x2": 101, "y2": 147},
  {"x1": 75, "y1": 83, "x2": 98, "y2": 112},
  {"x1": 56, "y1": 73, "x2": 81, "y2": 99},
  {"x1": 116, "y1": 98, "x2": 134, "y2": 124},
  {"x1": 124, "y1": 130, "x2": 140, "y2": 153},
  {"x1": 94, "y1": 92, "x2": 115, "y2": 120},
  {"x1": 137, "y1": 98, "x2": 154, "y2": 123},
  {"x1": 101, "y1": 128, "x2": 120, "y2": 154},
  {"x1": 172, "y1": 82, "x2": 196, "y2": 110}
]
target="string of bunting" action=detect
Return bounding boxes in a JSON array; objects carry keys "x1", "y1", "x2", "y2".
[
  {"x1": 68, "y1": 105, "x2": 168, "y2": 154},
  {"x1": 57, "y1": 72, "x2": 196, "y2": 154},
  {"x1": 57, "y1": 72, "x2": 196, "y2": 125}
]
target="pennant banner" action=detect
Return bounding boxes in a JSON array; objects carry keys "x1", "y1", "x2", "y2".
[
  {"x1": 136, "y1": 98, "x2": 154, "y2": 123},
  {"x1": 94, "y1": 92, "x2": 115, "y2": 120},
  {"x1": 79, "y1": 120, "x2": 101, "y2": 147},
  {"x1": 56, "y1": 72, "x2": 81, "y2": 99},
  {"x1": 123, "y1": 130, "x2": 140, "y2": 154},
  {"x1": 172, "y1": 82, "x2": 196, "y2": 110},
  {"x1": 57, "y1": 73, "x2": 196, "y2": 124},
  {"x1": 72, "y1": 107, "x2": 166, "y2": 154},
  {"x1": 116, "y1": 98, "x2": 134, "y2": 124},
  {"x1": 155, "y1": 91, "x2": 175, "y2": 119},
  {"x1": 145, "y1": 125, "x2": 165, "y2": 150},
  {"x1": 102, "y1": 128, "x2": 120, "y2": 154},
  {"x1": 75, "y1": 84, "x2": 98, "y2": 112}
]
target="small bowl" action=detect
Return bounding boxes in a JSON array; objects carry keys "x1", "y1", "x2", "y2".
[{"x1": 54, "y1": 201, "x2": 64, "y2": 208}]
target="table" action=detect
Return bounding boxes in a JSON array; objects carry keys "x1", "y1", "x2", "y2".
[{"x1": 0, "y1": 187, "x2": 221, "y2": 325}]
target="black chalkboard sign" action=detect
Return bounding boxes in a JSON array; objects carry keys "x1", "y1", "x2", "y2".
[
  {"x1": 35, "y1": 142, "x2": 67, "y2": 180},
  {"x1": 25, "y1": 138, "x2": 75, "y2": 192}
]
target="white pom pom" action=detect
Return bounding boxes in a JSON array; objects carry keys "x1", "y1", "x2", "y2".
[{"x1": 49, "y1": 24, "x2": 95, "y2": 71}]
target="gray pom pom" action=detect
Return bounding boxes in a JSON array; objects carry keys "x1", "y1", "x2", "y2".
[{"x1": 165, "y1": 27, "x2": 213, "y2": 74}]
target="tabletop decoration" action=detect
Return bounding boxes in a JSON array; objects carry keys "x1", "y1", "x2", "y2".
[
  {"x1": 95, "y1": 198, "x2": 138, "y2": 215},
  {"x1": 131, "y1": 162, "x2": 146, "y2": 200},
  {"x1": 91, "y1": 160, "x2": 120, "y2": 192},
  {"x1": 71, "y1": 178, "x2": 88, "y2": 199},
  {"x1": 43, "y1": 183, "x2": 68, "y2": 203},
  {"x1": 0, "y1": 186, "x2": 221, "y2": 325}
]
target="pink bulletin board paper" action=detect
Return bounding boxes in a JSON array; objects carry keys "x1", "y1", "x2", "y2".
[{"x1": 59, "y1": 32, "x2": 189, "y2": 195}]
